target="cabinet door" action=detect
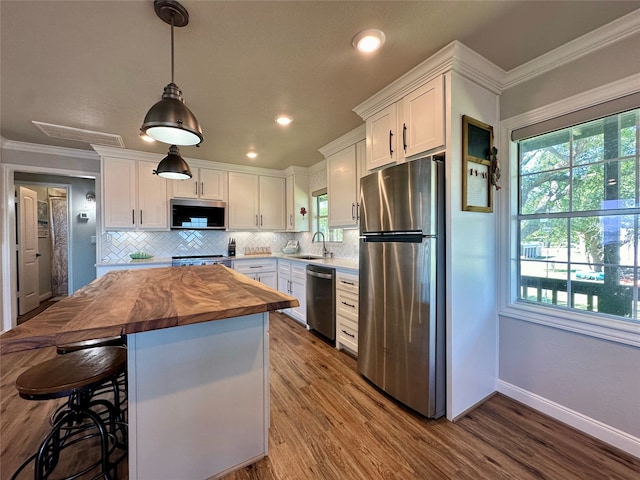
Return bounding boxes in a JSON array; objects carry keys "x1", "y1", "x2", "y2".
[
  {"x1": 327, "y1": 145, "x2": 358, "y2": 228},
  {"x1": 277, "y1": 260, "x2": 291, "y2": 296},
  {"x1": 199, "y1": 168, "x2": 225, "y2": 200},
  {"x1": 137, "y1": 161, "x2": 169, "y2": 230},
  {"x1": 366, "y1": 104, "x2": 397, "y2": 172},
  {"x1": 172, "y1": 176, "x2": 199, "y2": 199},
  {"x1": 401, "y1": 76, "x2": 444, "y2": 158},
  {"x1": 228, "y1": 172, "x2": 259, "y2": 230},
  {"x1": 102, "y1": 157, "x2": 137, "y2": 229},
  {"x1": 285, "y1": 174, "x2": 310, "y2": 232},
  {"x1": 259, "y1": 176, "x2": 285, "y2": 231},
  {"x1": 256, "y1": 271, "x2": 277, "y2": 290}
]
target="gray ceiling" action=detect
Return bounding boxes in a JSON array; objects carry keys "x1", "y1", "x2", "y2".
[{"x1": 2, "y1": 1, "x2": 638, "y2": 170}]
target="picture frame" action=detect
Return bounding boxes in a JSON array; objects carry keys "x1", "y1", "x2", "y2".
[{"x1": 462, "y1": 115, "x2": 494, "y2": 213}]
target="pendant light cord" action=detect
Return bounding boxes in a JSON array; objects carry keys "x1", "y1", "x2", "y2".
[{"x1": 170, "y1": 12, "x2": 175, "y2": 84}]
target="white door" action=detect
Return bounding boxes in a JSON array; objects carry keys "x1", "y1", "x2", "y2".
[{"x1": 18, "y1": 186, "x2": 40, "y2": 315}]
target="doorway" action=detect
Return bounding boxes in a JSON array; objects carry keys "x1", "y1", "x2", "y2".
[{"x1": 15, "y1": 182, "x2": 70, "y2": 319}]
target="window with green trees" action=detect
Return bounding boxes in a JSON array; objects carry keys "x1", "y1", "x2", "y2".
[{"x1": 517, "y1": 108, "x2": 639, "y2": 321}]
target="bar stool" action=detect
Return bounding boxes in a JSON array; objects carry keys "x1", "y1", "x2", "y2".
[
  {"x1": 11, "y1": 346, "x2": 127, "y2": 480},
  {"x1": 56, "y1": 336, "x2": 128, "y2": 423}
]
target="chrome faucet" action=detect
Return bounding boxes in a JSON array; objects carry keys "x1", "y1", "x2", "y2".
[{"x1": 312, "y1": 231, "x2": 330, "y2": 257}]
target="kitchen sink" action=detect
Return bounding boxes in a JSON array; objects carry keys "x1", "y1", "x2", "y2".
[{"x1": 291, "y1": 255, "x2": 323, "y2": 260}]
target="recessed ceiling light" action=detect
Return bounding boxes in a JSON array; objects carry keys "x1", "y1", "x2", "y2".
[
  {"x1": 247, "y1": 151, "x2": 258, "y2": 159},
  {"x1": 352, "y1": 29, "x2": 385, "y2": 53},
  {"x1": 275, "y1": 114, "x2": 293, "y2": 126}
]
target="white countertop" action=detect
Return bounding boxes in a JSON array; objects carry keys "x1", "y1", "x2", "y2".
[{"x1": 96, "y1": 254, "x2": 359, "y2": 272}]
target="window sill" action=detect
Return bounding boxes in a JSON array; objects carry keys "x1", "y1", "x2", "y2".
[{"x1": 499, "y1": 302, "x2": 640, "y2": 348}]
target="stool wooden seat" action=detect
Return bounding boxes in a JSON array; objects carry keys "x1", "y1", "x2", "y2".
[{"x1": 12, "y1": 346, "x2": 127, "y2": 480}]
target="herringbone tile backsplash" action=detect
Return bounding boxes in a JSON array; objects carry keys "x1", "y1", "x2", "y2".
[{"x1": 100, "y1": 229, "x2": 359, "y2": 261}]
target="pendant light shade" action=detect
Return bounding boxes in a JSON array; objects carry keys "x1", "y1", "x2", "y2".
[
  {"x1": 141, "y1": 0, "x2": 203, "y2": 147},
  {"x1": 154, "y1": 145, "x2": 192, "y2": 180},
  {"x1": 142, "y1": 83, "x2": 203, "y2": 146}
]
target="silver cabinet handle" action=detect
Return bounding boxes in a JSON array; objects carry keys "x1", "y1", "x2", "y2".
[
  {"x1": 140, "y1": 209, "x2": 143, "y2": 225},
  {"x1": 255, "y1": 214, "x2": 259, "y2": 226},
  {"x1": 201, "y1": 181, "x2": 204, "y2": 196},
  {"x1": 389, "y1": 129, "x2": 394, "y2": 157},
  {"x1": 356, "y1": 202, "x2": 360, "y2": 220},
  {"x1": 194, "y1": 181, "x2": 198, "y2": 195},
  {"x1": 132, "y1": 209, "x2": 135, "y2": 225},
  {"x1": 341, "y1": 280, "x2": 355, "y2": 286},
  {"x1": 289, "y1": 214, "x2": 293, "y2": 227},
  {"x1": 260, "y1": 214, "x2": 263, "y2": 226},
  {"x1": 352, "y1": 203, "x2": 356, "y2": 220},
  {"x1": 341, "y1": 301, "x2": 356, "y2": 308}
]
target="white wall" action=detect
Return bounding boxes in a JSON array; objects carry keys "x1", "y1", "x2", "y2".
[
  {"x1": 446, "y1": 72, "x2": 500, "y2": 419},
  {"x1": 498, "y1": 35, "x2": 640, "y2": 456}
]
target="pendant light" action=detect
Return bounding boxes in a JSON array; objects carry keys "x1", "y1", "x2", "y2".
[
  {"x1": 154, "y1": 145, "x2": 192, "y2": 180},
  {"x1": 141, "y1": 0, "x2": 203, "y2": 147}
]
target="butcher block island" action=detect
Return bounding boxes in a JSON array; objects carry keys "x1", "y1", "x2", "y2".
[{"x1": 1, "y1": 265, "x2": 298, "y2": 479}]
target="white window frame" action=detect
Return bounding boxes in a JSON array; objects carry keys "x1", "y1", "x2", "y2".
[{"x1": 499, "y1": 75, "x2": 640, "y2": 348}]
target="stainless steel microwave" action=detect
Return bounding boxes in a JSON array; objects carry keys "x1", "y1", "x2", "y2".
[{"x1": 170, "y1": 199, "x2": 227, "y2": 230}]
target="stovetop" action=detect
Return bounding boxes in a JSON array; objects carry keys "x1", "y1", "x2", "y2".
[{"x1": 171, "y1": 254, "x2": 232, "y2": 266}]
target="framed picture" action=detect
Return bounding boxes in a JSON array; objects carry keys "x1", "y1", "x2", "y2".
[
  {"x1": 37, "y1": 200, "x2": 49, "y2": 237},
  {"x1": 462, "y1": 115, "x2": 494, "y2": 213}
]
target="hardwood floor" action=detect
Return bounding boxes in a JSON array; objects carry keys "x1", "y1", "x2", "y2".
[{"x1": 1, "y1": 312, "x2": 638, "y2": 479}]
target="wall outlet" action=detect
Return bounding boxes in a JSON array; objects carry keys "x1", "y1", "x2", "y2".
[{"x1": 91, "y1": 235, "x2": 96, "y2": 244}]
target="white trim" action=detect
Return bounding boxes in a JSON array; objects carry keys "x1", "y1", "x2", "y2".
[
  {"x1": 92, "y1": 144, "x2": 290, "y2": 178},
  {"x1": 1, "y1": 138, "x2": 99, "y2": 161},
  {"x1": 498, "y1": 75, "x2": 640, "y2": 348},
  {"x1": 1, "y1": 163, "x2": 99, "y2": 331},
  {"x1": 504, "y1": 9, "x2": 640, "y2": 89},
  {"x1": 498, "y1": 380, "x2": 640, "y2": 459},
  {"x1": 502, "y1": 73, "x2": 640, "y2": 129},
  {"x1": 318, "y1": 125, "x2": 365, "y2": 158}
]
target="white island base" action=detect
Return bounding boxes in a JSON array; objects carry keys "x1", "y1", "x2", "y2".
[{"x1": 126, "y1": 312, "x2": 269, "y2": 479}]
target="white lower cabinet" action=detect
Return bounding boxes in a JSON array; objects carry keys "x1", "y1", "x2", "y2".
[
  {"x1": 232, "y1": 258, "x2": 277, "y2": 290},
  {"x1": 277, "y1": 260, "x2": 307, "y2": 325},
  {"x1": 335, "y1": 270, "x2": 359, "y2": 354}
]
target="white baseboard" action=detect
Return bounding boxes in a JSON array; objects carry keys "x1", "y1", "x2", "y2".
[
  {"x1": 39, "y1": 291, "x2": 52, "y2": 302},
  {"x1": 497, "y1": 380, "x2": 640, "y2": 459}
]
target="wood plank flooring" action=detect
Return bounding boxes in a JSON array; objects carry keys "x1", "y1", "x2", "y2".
[{"x1": 1, "y1": 312, "x2": 638, "y2": 479}]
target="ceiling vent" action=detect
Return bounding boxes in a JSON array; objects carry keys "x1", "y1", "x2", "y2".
[{"x1": 32, "y1": 121, "x2": 125, "y2": 148}]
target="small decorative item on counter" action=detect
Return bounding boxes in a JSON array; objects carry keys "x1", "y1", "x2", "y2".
[
  {"x1": 490, "y1": 146, "x2": 501, "y2": 191},
  {"x1": 300, "y1": 207, "x2": 307, "y2": 217},
  {"x1": 129, "y1": 252, "x2": 154, "y2": 260}
]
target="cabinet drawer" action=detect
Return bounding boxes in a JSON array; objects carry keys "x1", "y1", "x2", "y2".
[
  {"x1": 337, "y1": 321, "x2": 358, "y2": 352},
  {"x1": 232, "y1": 259, "x2": 277, "y2": 273},
  {"x1": 278, "y1": 260, "x2": 291, "y2": 274},
  {"x1": 291, "y1": 263, "x2": 307, "y2": 280},
  {"x1": 337, "y1": 290, "x2": 358, "y2": 323},
  {"x1": 336, "y1": 271, "x2": 358, "y2": 295}
]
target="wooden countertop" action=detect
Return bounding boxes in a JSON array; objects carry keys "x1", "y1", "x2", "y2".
[{"x1": 0, "y1": 265, "x2": 298, "y2": 355}]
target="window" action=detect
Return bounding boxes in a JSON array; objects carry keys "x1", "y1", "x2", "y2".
[
  {"x1": 314, "y1": 190, "x2": 343, "y2": 242},
  {"x1": 517, "y1": 108, "x2": 639, "y2": 322}
]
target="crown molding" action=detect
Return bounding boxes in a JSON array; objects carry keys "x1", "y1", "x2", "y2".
[
  {"x1": 504, "y1": 9, "x2": 640, "y2": 89},
  {"x1": 318, "y1": 124, "x2": 366, "y2": 158},
  {"x1": 353, "y1": 41, "x2": 505, "y2": 120},
  {"x1": 1, "y1": 138, "x2": 99, "y2": 161},
  {"x1": 501, "y1": 73, "x2": 640, "y2": 130}
]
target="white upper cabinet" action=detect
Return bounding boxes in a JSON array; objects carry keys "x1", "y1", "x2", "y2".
[
  {"x1": 228, "y1": 172, "x2": 259, "y2": 230},
  {"x1": 259, "y1": 175, "x2": 286, "y2": 230},
  {"x1": 400, "y1": 76, "x2": 444, "y2": 159},
  {"x1": 285, "y1": 173, "x2": 310, "y2": 232},
  {"x1": 172, "y1": 167, "x2": 226, "y2": 201},
  {"x1": 102, "y1": 156, "x2": 168, "y2": 231},
  {"x1": 358, "y1": 74, "x2": 445, "y2": 174},
  {"x1": 228, "y1": 172, "x2": 285, "y2": 231},
  {"x1": 366, "y1": 104, "x2": 397, "y2": 171},
  {"x1": 327, "y1": 144, "x2": 358, "y2": 228}
]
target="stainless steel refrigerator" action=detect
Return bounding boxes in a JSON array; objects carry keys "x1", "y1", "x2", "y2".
[{"x1": 358, "y1": 154, "x2": 445, "y2": 418}]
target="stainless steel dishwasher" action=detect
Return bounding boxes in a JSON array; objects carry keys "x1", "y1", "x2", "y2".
[{"x1": 306, "y1": 264, "x2": 336, "y2": 341}]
